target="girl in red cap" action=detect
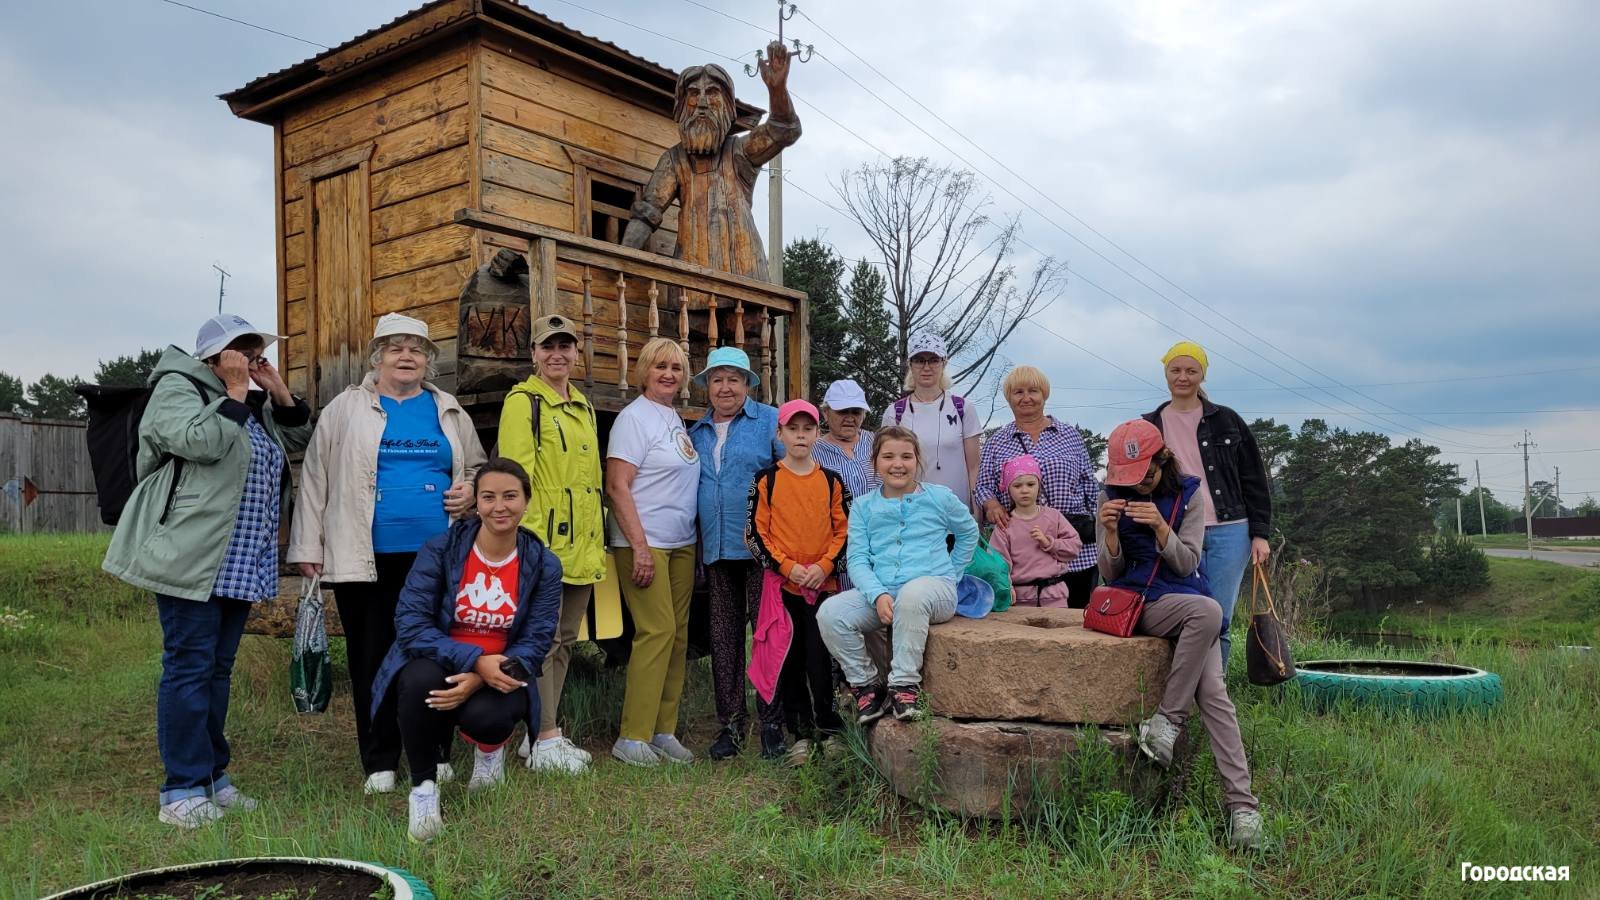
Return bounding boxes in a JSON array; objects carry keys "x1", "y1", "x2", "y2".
[{"x1": 1097, "y1": 419, "x2": 1263, "y2": 851}]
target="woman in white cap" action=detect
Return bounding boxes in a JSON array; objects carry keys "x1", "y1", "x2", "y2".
[
  {"x1": 881, "y1": 333, "x2": 981, "y2": 511},
  {"x1": 103, "y1": 314, "x2": 313, "y2": 827},
  {"x1": 687, "y1": 346, "x2": 782, "y2": 761},
  {"x1": 811, "y1": 379, "x2": 879, "y2": 502},
  {"x1": 498, "y1": 314, "x2": 604, "y2": 774},
  {"x1": 289, "y1": 312, "x2": 486, "y2": 794}
]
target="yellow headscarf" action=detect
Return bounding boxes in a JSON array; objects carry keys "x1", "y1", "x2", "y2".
[{"x1": 1161, "y1": 341, "x2": 1209, "y2": 374}]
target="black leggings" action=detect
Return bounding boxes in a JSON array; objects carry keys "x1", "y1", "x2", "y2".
[
  {"x1": 331, "y1": 552, "x2": 414, "y2": 774},
  {"x1": 780, "y1": 591, "x2": 845, "y2": 738},
  {"x1": 395, "y1": 658, "x2": 524, "y2": 787},
  {"x1": 1065, "y1": 568, "x2": 1099, "y2": 610}
]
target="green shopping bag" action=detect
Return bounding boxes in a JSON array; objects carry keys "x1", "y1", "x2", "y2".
[
  {"x1": 965, "y1": 534, "x2": 1014, "y2": 612},
  {"x1": 289, "y1": 574, "x2": 332, "y2": 714}
]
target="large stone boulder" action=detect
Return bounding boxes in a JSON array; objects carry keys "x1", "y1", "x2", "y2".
[
  {"x1": 868, "y1": 716, "x2": 1179, "y2": 818},
  {"x1": 921, "y1": 607, "x2": 1172, "y2": 726}
]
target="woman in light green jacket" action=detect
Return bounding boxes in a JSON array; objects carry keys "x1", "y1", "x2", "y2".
[
  {"x1": 497, "y1": 313, "x2": 605, "y2": 774},
  {"x1": 103, "y1": 316, "x2": 313, "y2": 829}
]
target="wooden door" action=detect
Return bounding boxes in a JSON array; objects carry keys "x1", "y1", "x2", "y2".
[{"x1": 309, "y1": 166, "x2": 371, "y2": 407}]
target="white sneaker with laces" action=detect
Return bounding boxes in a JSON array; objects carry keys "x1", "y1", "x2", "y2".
[
  {"x1": 611, "y1": 738, "x2": 661, "y2": 767},
  {"x1": 468, "y1": 745, "x2": 508, "y2": 790},
  {"x1": 1137, "y1": 712, "x2": 1180, "y2": 768},
  {"x1": 212, "y1": 784, "x2": 258, "y2": 812},
  {"x1": 408, "y1": 780, "x2": 444, "y2": 842},
  {"x1": 784, "y1": 738, "x2": 813, "y2": 768},
  {"x1": 649, "y1": 733, "x2": 695, "y2": 764},
  {"x1": 435, "y1": 762, "x2": 455, "y2": 784},
  {"x1": 363, "y1": 771, "x2": 397, "y2": 795},
  {"x1": 1229, "y1": 808, "x2": 1265, "y2": 851},
  {"x1": 158, "y1": 796, "x2": 223, "y2": 829},
  {"x1": 527, "y1": 737, "x2": 590, "y2": 773}
]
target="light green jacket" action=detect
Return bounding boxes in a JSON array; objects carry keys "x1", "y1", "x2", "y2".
[
  {"x1": 497, "y1": 376, "x2": 606, "y2": 585},
  {"x1": 102, "y1": 346, "x2": 313, "y2": 601}
]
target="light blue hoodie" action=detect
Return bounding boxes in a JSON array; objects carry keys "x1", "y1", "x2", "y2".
[{"x1": 845, "y1": 482, "x2": 979, "y2": 600}]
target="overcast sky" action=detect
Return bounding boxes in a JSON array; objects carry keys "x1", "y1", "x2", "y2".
[{"x1": 2, "y1": 0, "x2": 1596, "y2": 505}]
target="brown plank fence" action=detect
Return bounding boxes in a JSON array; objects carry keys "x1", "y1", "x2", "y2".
[{"x1": 0, "y1": 414, "x2": 106, "y2": 534}]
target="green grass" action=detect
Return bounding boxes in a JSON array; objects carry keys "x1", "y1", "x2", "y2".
[
  {"x1": 1330, "y1": 556, "x2": 1600, "y2": 646},
  {"x1": 1467, "y1": 533, "x2": 1600, "y2": 551},
  {"x1": 2, "y1": 534, "x2": 1598, "y2": 898}
]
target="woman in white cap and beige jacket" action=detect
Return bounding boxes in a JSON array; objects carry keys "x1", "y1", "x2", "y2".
[{"x1": 288, "y1": 312, "x2": 486, "y2": 794}]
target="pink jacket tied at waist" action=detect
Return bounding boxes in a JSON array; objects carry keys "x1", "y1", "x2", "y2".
[{"x1": 749, "y1": 569, "x2": 820, "y2": 704}]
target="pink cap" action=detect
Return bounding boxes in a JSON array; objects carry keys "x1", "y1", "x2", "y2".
[
  {"x1": 1105, "y1": 419, "x2": 1166, "y2": 486},
  {"x1": 777, "y1": 398, "x2": 820, "y2": 425},
  {"x1": 1000, "y1": 454, "x2": 1043, "y2": 494}
]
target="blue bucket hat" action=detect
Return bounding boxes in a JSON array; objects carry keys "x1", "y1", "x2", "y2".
[
  {"x1": 693, "y1": 346, "x2": 760, "y2": 388},
  {"x1": 955, "y1": 574, "x2": 995, "y2": 619}
]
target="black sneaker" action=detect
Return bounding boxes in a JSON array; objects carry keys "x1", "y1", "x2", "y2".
[
  {"x1": 759, "y1": 723, "x2": 788, "y2": 760},
  {"x1": 887, "y1": 685, "x2": 925, "y2": 721},
  {"x1": 850, "y1": 683, "x2": 888, "y2": 724},
  {"x1": 708, "y1": 726, "x2": 741, "y2": 761}
]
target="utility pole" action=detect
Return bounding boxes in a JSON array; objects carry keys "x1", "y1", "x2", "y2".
[
  {"x1": 769, "y1": 154, "x2": 785, "y2": 397},
  {"x1": 1554, "y1": 467, "x2": 1561, "y2": 517},
  {"x1": 1475, "y1": 459, "x2": 1488, "y2": 537},
  {"x1": 1517, "y1": 431, "x2": 1536, "y2": 554},
  {"x1": 1456, "y1": 498, "x2": 1463, "y2": 536},
  {"x1": 212, "y1": 263, "x2": 231, "y2": 314}
]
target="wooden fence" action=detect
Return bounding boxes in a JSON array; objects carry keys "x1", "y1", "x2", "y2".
[{"x1": 0, "y1": 414, "x2": 106, "y2": 534}]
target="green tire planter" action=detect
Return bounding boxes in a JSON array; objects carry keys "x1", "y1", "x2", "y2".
[
  {"x1": 41, "y1": 857, "x2": 433, "y2": 899},
  {"x1": 1295, "y1": 659, "x2": 1502, "y2": 715}
]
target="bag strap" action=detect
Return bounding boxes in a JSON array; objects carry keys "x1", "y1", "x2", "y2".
[
  {"x1": 1137, "y1": 494, "x2": 1184, "y2": 596},
  {"x1": 1249, "y1": 563, "x2": 1290, "y2": 673},
  {"x1": 893, "y1": 396, "x2": 908, "y2": 425}
]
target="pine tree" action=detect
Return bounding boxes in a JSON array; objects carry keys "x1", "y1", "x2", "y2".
[
  {"x1": 841, "y1": 260, "x2": 899, "y2": 421},
  {"x1": 782, "y1": 238, "x2": 847, "y2": 400},
  {"x1": 94, "y1": 349, "x2": 163, "y2": 387}
]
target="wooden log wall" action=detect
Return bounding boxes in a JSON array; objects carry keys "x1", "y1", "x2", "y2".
[{"x1": 0, "y1": 416, "x2": 105, "y2": 534}]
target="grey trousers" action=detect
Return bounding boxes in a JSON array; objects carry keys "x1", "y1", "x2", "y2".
[
  {"x1": 1136, "y1": 593, "x2": 1258, "y2": 811},
  {"x1": 536, "y1": 583, "x2": 594, "y2": 734}
]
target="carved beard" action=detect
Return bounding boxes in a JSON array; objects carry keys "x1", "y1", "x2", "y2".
[{"x1": 679, "y1": 106, "x2": 732, "y2": 156}]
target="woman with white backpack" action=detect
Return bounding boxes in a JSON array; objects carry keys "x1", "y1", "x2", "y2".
[{"x1": 880, "y1": 333, "x2": 981, "y2": 513}]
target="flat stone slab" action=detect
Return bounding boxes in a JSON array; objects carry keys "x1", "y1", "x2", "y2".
[
  {"x1": 868, "y1": 716, "x2": 1176, "y2": 818},
  {"x1": 244, "y1": 575, "x2": 344, "y2": 638},
  {"x1": 921, "y1": 607, "x2": 1171, "y2": 726}
]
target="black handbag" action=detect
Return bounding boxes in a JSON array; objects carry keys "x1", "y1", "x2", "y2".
[{"x1": 1244, "y1": 563, "x2": 1296, "y2": 687}]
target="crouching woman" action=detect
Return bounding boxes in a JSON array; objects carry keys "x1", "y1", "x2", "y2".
[
  {"x1": 1096, "y1": 419, "x2": 1264, "y2": 851},
  {"x1": 368, "y1": 459, "x2": 562, "y2": 842}
]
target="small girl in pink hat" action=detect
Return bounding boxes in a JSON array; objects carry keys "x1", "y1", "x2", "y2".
[{"x1": 990, "y1": 455, "x2": 1082, "y2": 607}]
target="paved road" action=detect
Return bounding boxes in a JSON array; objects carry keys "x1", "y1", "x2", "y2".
[{"x1": 1484, "y1": 548, "x2": 1600, "y2": 568}]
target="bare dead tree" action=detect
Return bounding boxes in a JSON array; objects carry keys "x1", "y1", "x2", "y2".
[{"x1": 833, "y1": 156, "x2": 1067, "y2": 398}]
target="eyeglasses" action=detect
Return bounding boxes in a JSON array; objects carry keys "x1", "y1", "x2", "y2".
[{"x1": 910, "y1": 356, "x2": 942, "y2": 366}]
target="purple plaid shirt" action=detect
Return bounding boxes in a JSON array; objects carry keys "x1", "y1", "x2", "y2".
[{"x1": 974, "y1": 417, "x2": 1099, "y2": 571}]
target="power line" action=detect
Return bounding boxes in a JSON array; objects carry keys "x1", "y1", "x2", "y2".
[{"x1": 154, "y1": 0, "x2": 328, "y2": 49}]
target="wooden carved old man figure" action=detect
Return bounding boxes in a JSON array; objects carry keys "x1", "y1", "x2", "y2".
[{"x1": 622, "y1": 41, "x2": 799, "y2": 282}]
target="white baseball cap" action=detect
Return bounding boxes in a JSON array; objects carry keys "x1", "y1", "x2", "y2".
[
  {"x1": 194, "y1": 314, "x2": 283, "y2": 360},
  {"x1": 821, "y1": 379, "x2": 869, "y2": 411},
  {"x1": 368, "y1": 312, "x2": 439, "y2": 356},
  {"x1": 907, "y1": 332, "x2": 948, "y2": 360}
]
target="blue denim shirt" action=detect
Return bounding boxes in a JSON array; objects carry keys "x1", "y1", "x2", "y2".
[{"x1": 689, "y1": 397, "x2": 782, "y2": 563}]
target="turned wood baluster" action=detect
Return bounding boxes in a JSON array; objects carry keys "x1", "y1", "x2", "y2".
[
  {"x1": 733, "y1": 299, "x2": 745, "y2": 350},
  {"x1": 707, "y1": 293, "x2": 719, "y2": 346},
  {"x1": 678, "y1": 289, "x2": 691, "y2": 400},
  {"x1": 616, "y1": 271, "x2": 629, "y2": 391},
  {"x1": 581, "y1": 265, "x2": 595, "y2": 390},
  {"x1": 760, "y1": 311, "x2": 774, "y2": 404},
  {"x1": 647, "y1": 279, "x2": 660, "y2": 339}
]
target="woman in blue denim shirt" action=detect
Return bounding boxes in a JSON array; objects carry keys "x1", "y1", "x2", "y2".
[{"x1": 687, "y1": 347, "x2": 782, "y2": 760}]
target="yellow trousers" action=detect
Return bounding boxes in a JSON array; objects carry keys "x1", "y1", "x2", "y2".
[{"x1": 615, "y1": 546, "x2": 696, "y2": 741}]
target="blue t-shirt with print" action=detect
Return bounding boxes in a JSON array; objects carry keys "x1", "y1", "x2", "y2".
[{"x1": 372, "y1": 391, "x2": 453, "y2": 553}]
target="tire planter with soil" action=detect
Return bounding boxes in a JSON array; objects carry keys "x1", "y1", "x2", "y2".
[
  {"x1": 1295, "y1": 659, "x2": 1502, "y2": 714},
  {"x1": 41, "y1": 857, "x2": 432, "y2": 900}
]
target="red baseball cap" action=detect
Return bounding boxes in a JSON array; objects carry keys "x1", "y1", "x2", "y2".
[{"x1": 1105, "y1": 419, "x2": 1165, "y2": 486}]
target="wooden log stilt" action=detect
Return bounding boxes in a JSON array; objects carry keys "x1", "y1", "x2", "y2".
[
  {"x1": 616, "y1": 270, "x2": 629, "y2": 392},
  {"x1": 582, "y1": 265, "x2": 595, "y2": 390}
]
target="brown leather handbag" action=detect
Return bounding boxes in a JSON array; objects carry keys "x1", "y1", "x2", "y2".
[{"x1": 1245, "y1": 563, "x2": 1296, "y2": 686}]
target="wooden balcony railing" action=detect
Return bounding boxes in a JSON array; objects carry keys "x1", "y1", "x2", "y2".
[{"x1": 454, "y1": 208, "x2": 809, "y2": 416}]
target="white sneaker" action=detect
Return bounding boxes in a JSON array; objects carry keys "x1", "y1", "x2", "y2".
[
  {"x1": 435, "y1": 762, "x2": 455, "y2": 784},
  {"x1": 363, "y1": 771, "x2": 397, "y2": 795},
  {"x1": 784, "y1": 738, "x2": 813, "y2": 768},
  {"x1": 611, "y1": 738, "x2": 661, "y2": 768},
  {"x1": 527, "y1": 737, "x2": 590, "y2": 773},
  {"x1": 1229, "y1": 808, "x2": 1265, "y2": 851},
  {"x1": 407, "y1": 781, "x2": 444, "y2": 842},
  {"x1": 1138, "y1": 713, "x2": 1180, "y2": 768},
  {"x1": 469, "y1": 745, "x2": 508, "y2": 791},
  {"x1": 212, "y1": 784, "x2": 258, "y2": 812},
  {"x1": 649, "y1": 733, "x2": 695, "y2": 764},
  {"x1": 158, "y1": 796, "x2": 223, "y2": 829},
  {"x1": 521, "y1": 733, "x2": 593, "y2": 764}
]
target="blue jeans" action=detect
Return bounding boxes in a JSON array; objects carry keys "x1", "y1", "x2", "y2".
[
  {"x1": 156, "y1": 594, "x2": 251, "y2": 803},
  {"x1": 1202, "y1": 521, "x2": 1252, "y2": 664},
  {"x1": 817, "y1": 576, "x2": 958, "y2": 687}
]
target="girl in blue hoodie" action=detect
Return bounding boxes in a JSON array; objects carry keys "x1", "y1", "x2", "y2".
[{"x1": 817, "y1": 425, "x2": 978, "y2": 723}]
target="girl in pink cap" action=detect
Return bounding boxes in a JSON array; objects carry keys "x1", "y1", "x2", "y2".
[{"x1": 989, "y1": 455, "x2": 1081, "y2": 607}]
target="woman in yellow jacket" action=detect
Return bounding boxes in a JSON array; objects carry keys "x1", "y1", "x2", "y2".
[{"x1": 497, "y1": 314, "x2": 606, "y2": 774}]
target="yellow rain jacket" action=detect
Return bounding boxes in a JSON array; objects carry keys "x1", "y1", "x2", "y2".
[{"x1": 498, "y1": 375, "x2": 606, "y2": 585}]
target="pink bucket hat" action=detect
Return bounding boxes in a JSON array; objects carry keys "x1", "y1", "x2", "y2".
[
  {"x1": 1000, "y1": 454, "x2": 1043, "y2": 494},
  {"x1": 777, "y1": 398, "x2": 820, "y2": 425}
]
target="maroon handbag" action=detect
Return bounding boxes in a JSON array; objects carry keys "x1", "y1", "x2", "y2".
[{"x1": 1083, "y1": 498, "x2": 1181, "y2": 638}]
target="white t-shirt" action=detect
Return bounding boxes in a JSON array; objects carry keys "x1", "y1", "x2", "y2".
[
  {"x1": 712, "y1": 419, "x2": 732, "y2": 472},
  {"x1": 883, "y1": 391, "x2": 982, "y2": 510},
  {"x1": 608, "y1": 395, "x2": 701, "y2": 549}
]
